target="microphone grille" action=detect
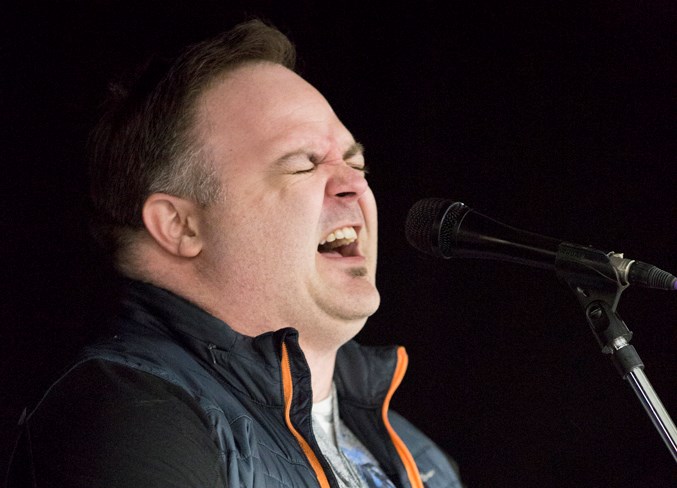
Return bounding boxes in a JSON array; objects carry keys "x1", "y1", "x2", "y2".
[
  {"x1": 405, "y1": 198, "x2": 458, "y2": 257},
  {"x1": 438, "y1": 201, "x2": 469, "y2": 256}
]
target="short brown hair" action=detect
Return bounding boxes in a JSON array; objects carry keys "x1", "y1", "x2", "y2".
[{"x1": 88, "y1": 19, "x2": 296, "y2": 261}]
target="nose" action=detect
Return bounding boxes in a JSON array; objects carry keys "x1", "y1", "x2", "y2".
[{"x1": 325, "y1": 163, "x2": 369, "y2": 200}]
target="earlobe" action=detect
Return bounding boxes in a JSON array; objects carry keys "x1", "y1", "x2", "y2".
[{"x1": 142, "y1": 193, "x2": 203, "y2": 258}]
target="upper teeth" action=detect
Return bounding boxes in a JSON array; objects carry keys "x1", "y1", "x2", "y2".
[{"x1": 320, "y1": 226, "x2": 357, "y2": 245}]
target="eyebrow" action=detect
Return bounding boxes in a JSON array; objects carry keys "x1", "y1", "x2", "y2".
[{"x1": 344, "y1": 141, "x2": 365, "y2": 160}]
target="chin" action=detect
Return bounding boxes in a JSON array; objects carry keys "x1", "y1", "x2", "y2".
[{"x1": 337, "y1": 290, "x2": 381, "y2": 322}]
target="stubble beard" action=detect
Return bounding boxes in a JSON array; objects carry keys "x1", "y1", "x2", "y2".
[{"x1": 348, "y1": 266, "x2": 368, "y2": 277}]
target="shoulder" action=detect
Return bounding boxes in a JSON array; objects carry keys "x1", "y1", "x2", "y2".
[
  {"x1": 14, "y1": 359, "x2": 225, "y2": 488},
  {"x1": 30, "y1": 358, "x2": 209, "y2": 426}
]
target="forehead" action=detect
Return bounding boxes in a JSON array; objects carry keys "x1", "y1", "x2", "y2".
[{"x1": 195, "y1": 62, "x2": 355, "y2": 163}]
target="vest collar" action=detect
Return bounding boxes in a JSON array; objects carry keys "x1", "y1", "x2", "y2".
[{"x1": 116, "y1": 280, "x2": 402, "y2": 408}]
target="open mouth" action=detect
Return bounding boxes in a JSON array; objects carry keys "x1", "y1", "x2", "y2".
[{"x1": 317, "y1": 226, "x2": 360, "y2": 257}]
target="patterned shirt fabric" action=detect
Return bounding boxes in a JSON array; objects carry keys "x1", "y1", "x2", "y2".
[{"x1": 312, "y1": 385, "x2": 397, "y2": 488}]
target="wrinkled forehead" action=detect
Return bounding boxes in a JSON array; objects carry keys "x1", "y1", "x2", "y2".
[
  {"x1": 194, "y1": 62, "x2": 354, "y2": 163},
  {"x1": 197, "y1": 63, "x2": 332, "y2": 132}
]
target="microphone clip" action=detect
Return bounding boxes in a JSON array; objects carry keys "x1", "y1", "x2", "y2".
[{"x1": 555, "y1": 242, "x2": 629, "y2": 312}]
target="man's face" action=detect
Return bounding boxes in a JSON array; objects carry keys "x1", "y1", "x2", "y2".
[{"x1": 194, "y1": 62, "x2": 380, "y2": 350}]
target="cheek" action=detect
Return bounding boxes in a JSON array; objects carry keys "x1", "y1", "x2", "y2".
[
  {"x1": 257, "y1": 200, "x2": 321, "y2": 259},
  {"x1": 278, "y1": 185, "x2": 325, "y2": 231},
  {"x1": 221, "y1": 179, "x2": 324, "y2": 259},
  {"x1": 360, "y1": 187, "x2": 378, "y2": 234}
]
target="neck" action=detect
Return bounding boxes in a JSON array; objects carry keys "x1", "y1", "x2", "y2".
[
  {"x1": 129, "y1": 254, "x2": 347, "y2": 403},
  {"x1": 301, "y1": 345, "x2": 338, "y2": 403}
]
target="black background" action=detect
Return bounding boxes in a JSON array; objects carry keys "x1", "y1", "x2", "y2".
[{"x1": 2, "y1": 1, "x2": 676, "y2": 486}]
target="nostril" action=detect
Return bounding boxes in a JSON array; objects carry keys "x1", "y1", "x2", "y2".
[{"x1": 336, "y1": 191, "x2": 356, "y2": 198}]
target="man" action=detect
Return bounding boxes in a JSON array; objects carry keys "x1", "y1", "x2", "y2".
[{"x1": 6, "y1": 19, "x2": 462, "y2": 487}]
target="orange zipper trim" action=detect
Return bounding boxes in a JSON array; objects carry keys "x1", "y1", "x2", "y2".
[
  {"x1": 382, "y1": 346, "x2": 423, "y2": 488},
  {"x1": 281, "y1": 342, "x2": 331, "y2": 488}
]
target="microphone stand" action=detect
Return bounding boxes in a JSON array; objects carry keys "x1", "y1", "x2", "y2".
[{"x1": 556, "y1": 243, "x2": 677, "y2": 463}]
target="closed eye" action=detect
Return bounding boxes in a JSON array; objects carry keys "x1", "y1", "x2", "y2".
[
  {"x1": 294, "y1": 163, "x2": 368, "y2": 175},
  {"x1": 351, "y1": 164, "x2": 369, "y2": 175},
  {"x1": 292, "y1": 167, "x2": 315, "y2": 175}
]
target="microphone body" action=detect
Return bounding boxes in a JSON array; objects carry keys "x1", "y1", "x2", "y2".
[{"x1": 405, "y1": 198, "x2": 677, "y2": 291}]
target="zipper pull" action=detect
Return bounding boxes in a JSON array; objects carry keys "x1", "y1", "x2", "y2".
[{"x1": 207, "y1": 344, "x2": 218, "y2": 364}]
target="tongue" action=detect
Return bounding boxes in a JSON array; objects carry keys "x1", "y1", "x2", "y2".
[{"x1": 318, "y1": 243, "x2": 343, "y2": 255}]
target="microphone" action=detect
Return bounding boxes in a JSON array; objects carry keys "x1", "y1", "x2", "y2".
[{"x1": 405, "y1": 198, "x2": 677, "y2": 291}]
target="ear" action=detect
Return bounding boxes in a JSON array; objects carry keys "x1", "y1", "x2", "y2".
[{"x1": 142, "y1": 193, "x2": 203, "y2": 258}]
